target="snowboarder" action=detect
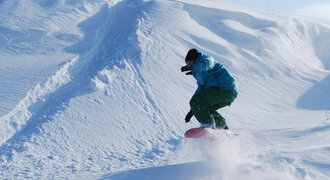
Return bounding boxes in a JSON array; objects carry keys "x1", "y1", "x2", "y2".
[{"x1": 181, "y1": 48, "x2": 238, "y2": 129}]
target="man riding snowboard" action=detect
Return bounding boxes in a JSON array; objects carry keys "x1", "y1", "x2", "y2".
[{"x1": 181, "y1": 48, "x2": 238, "y2": 129}]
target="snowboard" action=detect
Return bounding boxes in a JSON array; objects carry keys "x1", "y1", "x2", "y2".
[{"x1": 184, "y1": 127, "x2": 239, "y2": 139}]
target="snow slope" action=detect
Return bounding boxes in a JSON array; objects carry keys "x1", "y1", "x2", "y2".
[{"x1": 0, "y1": 0, "x2": 330, "y2": 179}]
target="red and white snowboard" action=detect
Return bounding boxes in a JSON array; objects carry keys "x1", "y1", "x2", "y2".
[{"x1": 184, "y1": 127, "x2": 239, "y2": 139}]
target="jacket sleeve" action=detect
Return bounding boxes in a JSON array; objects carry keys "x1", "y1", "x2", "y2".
[
  {"x1": 192, "y1": 71, "x2": 204, "y2": 92},
  {"x1": 192, "y1": 55, "x2": 217, "y2": 93},
  {"x1": 193, "y1": 56, "x2": 215, "y2": 72},
  {"x1": 195, "y1": 84, "x2": 205, "y2": 93}
]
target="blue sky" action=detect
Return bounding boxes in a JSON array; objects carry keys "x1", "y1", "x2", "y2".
[{"x1": 229, "y1": 0, "x2": 330, "y2": 19}]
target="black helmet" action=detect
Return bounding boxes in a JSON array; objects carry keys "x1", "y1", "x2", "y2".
[{"x1": 185, "y1": 48, "x2": 200, "y2": 62}]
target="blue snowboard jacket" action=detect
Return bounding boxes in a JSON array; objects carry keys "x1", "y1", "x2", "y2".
[{"x1": 192, "y1": 53, "x2": 237, "y2": 93}]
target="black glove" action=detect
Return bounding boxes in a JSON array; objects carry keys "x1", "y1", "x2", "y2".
[
  {"x1": 181, "y1": 65, "x2": 192, "y2": 72},
  {"x1": 185, "y1": 110, "x2": 194, "y2": 123},
  {"x1": 185, "y1": 71, "x2": 193, "y2": 75}
]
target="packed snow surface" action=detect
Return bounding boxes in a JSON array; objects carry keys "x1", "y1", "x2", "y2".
[{"x1": 0, "y1": 0, "x2": 330, "y2": 179}]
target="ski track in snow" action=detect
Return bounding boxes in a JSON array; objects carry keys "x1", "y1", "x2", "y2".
[{"x1": 0, "y1": 0, "x2": 330, "y2": 179}]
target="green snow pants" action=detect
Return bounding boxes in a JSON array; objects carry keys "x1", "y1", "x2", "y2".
[{"x1": 189, "y1": 87, "x2": 237, "y2": 126}]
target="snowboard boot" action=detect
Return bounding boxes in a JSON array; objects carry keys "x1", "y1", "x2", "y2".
[
  {"x1": 199, "y1": 117, "x2": 216, "y2": 129},
  {"x1": 212, "y1": 113, "x2": 229, "y2": 130},
  {"x1": 199, "y1": 123, "x2": 214, "y2": 129},
  {"x1": 216, "y1": 123, "x2": 229, "y2": 130}
]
